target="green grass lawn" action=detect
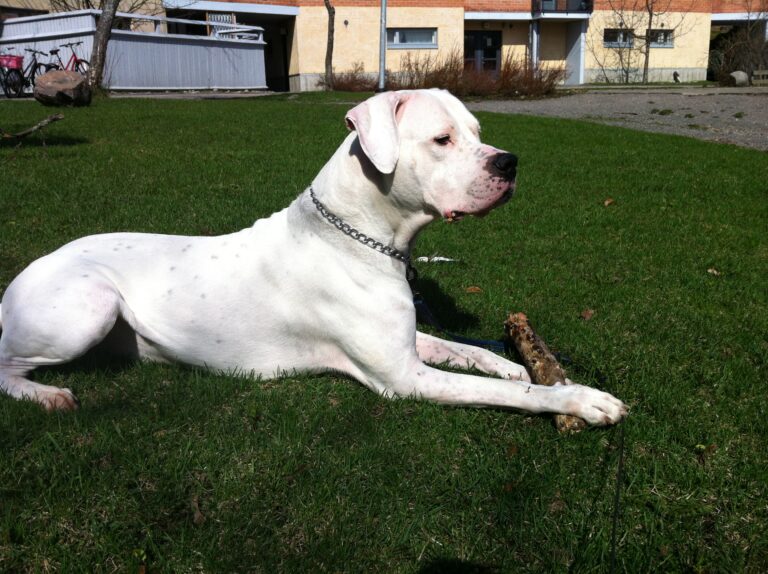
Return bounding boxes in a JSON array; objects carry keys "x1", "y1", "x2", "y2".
[{"x1": 1, "y1": 93, "x2": 766, "y2": 573}]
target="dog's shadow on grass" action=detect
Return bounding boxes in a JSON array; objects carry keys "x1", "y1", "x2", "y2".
[{"x1": 413, "y1": 276, "x2": 481, "y2": 333}]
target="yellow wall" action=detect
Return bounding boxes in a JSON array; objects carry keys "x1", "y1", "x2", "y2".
[
  {"x1": 585, "y1": 9, "x2": 711, "y2": 81},
  {"x1": 290, "y1": 5, "x2": 715, "y2": 88},
  {"x1": 289, "y1": 14, "x2": 301, "y2": 76},
  {"x1": 293, "y1": 6, "x2": 464, "y2": 77},
  {"x1": 504, "y1": 24, "x2": 529, "y2": 61},
  {"x1": 539, "y1": 21, "x2": 567, "y2": 67},
  {"x1": 1, "y1": 0, "x2": 50, "y2": 11}
]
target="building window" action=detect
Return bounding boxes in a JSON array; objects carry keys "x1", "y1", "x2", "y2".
[
  {"x1": 603, "y1": 28, "x2": 634, "y2": 48},
  {"x1": 387, "y1": 28, "x2": 438, "y2": 49},
  {"x1": 649, "y1": 29, "x2": 674, "y2": 48}
]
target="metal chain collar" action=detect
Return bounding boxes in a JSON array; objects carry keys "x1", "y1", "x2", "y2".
[{"x1": 309, "y1": 186, "x2": 412, "y2": 267}]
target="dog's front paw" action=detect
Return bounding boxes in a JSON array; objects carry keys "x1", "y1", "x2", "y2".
[{"x1": 559, "y1": 384, "x2": 627, "y2": 426}]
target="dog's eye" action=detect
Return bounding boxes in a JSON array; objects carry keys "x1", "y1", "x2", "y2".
[{"x1": 434, "y1": 135, "x2": 451, "y2": 146}]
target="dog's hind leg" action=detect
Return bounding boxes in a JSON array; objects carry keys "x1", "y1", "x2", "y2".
[
  {"x1": 416, "y1": 332, "x2": 530, "y2": 382},
  {"x1": 0, "y1": 277, "x2": 122, "y2": 411},
  {"x1": 0, "y1": 367, "x2": 80, "y2": 411}
]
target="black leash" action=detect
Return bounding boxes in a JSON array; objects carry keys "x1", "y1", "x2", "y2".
[
  {"x1": 609, "y1": 424, "x2": 627, "y2": 574},
  {"x1": 311, "y1": 190, "x2": 629, "y2": 554},
  {"x1": 412, "y1": 265, "x2": 628, "y2": 570}
]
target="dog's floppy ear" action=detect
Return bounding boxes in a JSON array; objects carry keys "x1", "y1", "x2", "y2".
[{"x1": 345, "y1": 91, "x2": 408, "y2": 175}]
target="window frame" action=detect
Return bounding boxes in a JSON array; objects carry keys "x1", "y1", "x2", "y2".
[
  {"x1": 649, "y1": 29, "x2": 674, "y2": 48},
  {"x1": 386, "y1": 27, "x2": 438, "y2": 50},
  {"x1": 603, "y1": 28, "x2": 634, "y2": 49}
]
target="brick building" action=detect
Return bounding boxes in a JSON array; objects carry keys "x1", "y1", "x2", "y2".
[
  {"x1": 160, "y1": 0, "x2": 766, "y2": 90},
  {"x1": 3, "y1": 0, "x2": 766, "y2": 90}
]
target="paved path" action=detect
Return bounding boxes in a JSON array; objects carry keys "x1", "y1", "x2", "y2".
[{"x1": 467, "y1": 87, "x2": 768, "y2": 151}]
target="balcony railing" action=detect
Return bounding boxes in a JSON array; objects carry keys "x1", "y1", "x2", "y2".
[{"x1": 533, "y1": 0, "x2": 593, "y2": 13}]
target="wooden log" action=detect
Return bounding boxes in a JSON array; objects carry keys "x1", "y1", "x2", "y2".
[{"x1": 504, "y1": 312, "x2": 587, "y2": 433}]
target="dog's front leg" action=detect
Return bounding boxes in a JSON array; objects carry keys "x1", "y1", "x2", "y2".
[
  {"x1": 416, "y1": 332, "x2": 530, "y2": 382},
  {"x1": 383, "y1": 361, "x2": 626, "y2": 426}
]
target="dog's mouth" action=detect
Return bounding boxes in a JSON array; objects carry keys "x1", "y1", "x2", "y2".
[
  {"x1": 445, "y1": 210, "x2": 468, "y2": 223},
  {"x1": 444, "y1": 183, "x2": 515, "y2": 223}
]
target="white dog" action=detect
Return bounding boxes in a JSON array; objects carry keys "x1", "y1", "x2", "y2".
[{"x1": 0, "y1": 89, "x2": 626, "y2": 425}]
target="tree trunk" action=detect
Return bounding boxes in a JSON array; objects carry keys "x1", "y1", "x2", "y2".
[
  {"x1": 642, "y1": 1, "x2": 654, "y2": 84},
  {"x1": 88, "y1": 0, "x2": 120, "y2": 91},
  {"x1": 323, "y1": 0, "x2": 335, "y2": 89}
]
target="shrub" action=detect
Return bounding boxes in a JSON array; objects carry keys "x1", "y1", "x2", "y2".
[
  {"x1": 324, "y1": 50, "x2": 567, "y2": 98},
  {"x1": 387, "y1": 51, "x2": 467, "y2": 93},
  {"x1": 495, "y1": 53, "x2": 567, "y2": 97},
  {"x1": 319, "y1": 62, "x2": 377, "y2": 92}
]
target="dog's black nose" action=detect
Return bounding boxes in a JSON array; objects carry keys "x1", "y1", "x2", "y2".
[{"x1": 493, "y1": 153, "x2": 518, "y2": 179}]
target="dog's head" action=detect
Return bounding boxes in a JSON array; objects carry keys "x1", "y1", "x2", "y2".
[{"x1": 345, "y1": 89, "x2": 517, "y2": 222}]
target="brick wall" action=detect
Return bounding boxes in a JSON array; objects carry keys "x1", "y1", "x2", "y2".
[
  {"x1": 593, "y1": 0, "x2": 767, "y2": 14},
  {"x1": 593, "y1": 0, "x2": 712, "y2": 12},
  {"x1": 207, "y1": 0, "x2": 462, "y2": 7},
  {"x1": 209, "y1": 0, "x2": 766, "y2": 13},
  {"x1": 208, "y1": 0, "x2": 518, "y2": 7},
  {"x1": 711, "y1": 0, "x2": 767, "y2": 12},
  {"x1": 217, "y1": 0, "x2": 300, "y2": 7},
  {"x1": 464, "y1": 0, "x2": 531, "y2": 11}
]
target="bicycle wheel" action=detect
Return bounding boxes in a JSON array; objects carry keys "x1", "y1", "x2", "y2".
[
  {"x1": 33, "y1": 63, "x2": 52, "y2": 86},
  {"x1": 75, "y1": 59, "x2": 90, "y2": 76},
  {"x1": 4, "y1": 69, "x2": 24, "y2": 98}
]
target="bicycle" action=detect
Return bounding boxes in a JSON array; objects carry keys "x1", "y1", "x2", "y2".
[
  {"x1": 49, "y1": 41, "x2": 90, "y2": 75},
  {"x1": 19, "y1": 48, "x2": 57, "y2": 90},
  {"x1": 0, "y1": 51, "x2": 24, "y2": 98}
]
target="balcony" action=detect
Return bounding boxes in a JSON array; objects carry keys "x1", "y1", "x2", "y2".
[{"x1": 533, "y1": 0, "x2": 593, "y2": 13}]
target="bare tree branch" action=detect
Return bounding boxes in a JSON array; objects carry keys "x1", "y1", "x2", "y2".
[{"x1": 1, "y1": 114, "x2": 64, "y2": 142}]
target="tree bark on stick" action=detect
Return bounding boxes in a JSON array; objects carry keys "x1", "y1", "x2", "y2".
[
  {"x1": 323, "y1": 0, "x2": 335, "y2": 89},
  {"x1": 504, "y1": 313, "x2": 587, "y2": 433},
  {"x1": 88, "y1": 0, "x2": 120, "y2": 91}
]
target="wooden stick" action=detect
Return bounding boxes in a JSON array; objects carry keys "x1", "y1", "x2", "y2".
[
  {"x1": 1, "y1": 114, "x2": 64, "y2": 141},
  {"x1": 504, "y1": 312, "x2": 587, "y2": 433}
]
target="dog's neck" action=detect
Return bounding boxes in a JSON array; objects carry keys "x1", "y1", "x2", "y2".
[{"x1": 309, "y1": 133, "x2": 434, "y2": 255}]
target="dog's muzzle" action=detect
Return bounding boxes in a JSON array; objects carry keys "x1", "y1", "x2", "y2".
[{"x1": 445, "y1": 152, "x2": 518, "y2": 222}]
